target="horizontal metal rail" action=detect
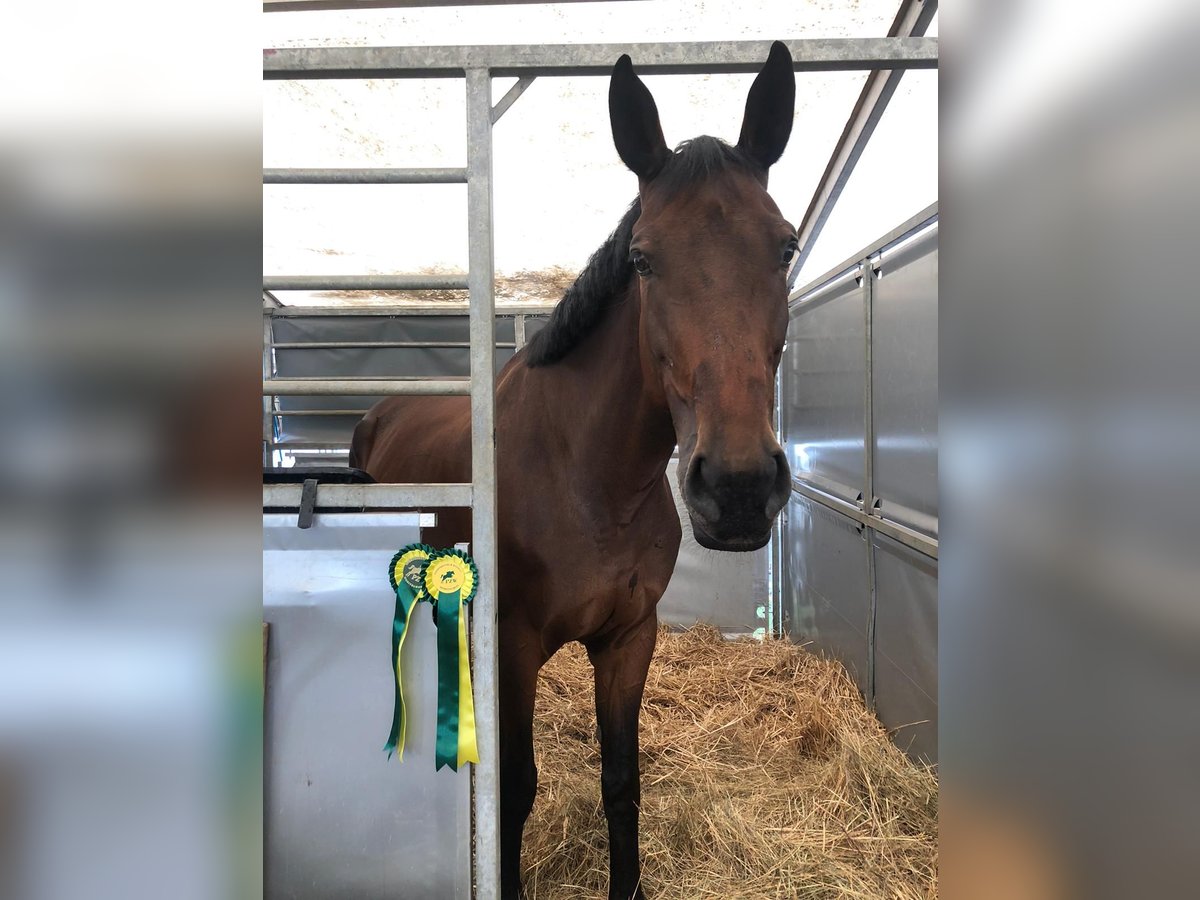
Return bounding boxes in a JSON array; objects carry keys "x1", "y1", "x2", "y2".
[
  {"x1": 269, "y1": 409, "x2": 368, "y2": 416},
  {"x1": 264, "y1": 0, "x2": 647, "y2": 11},
  {"x1": 271, "y1": 441, "x2": 352, "y2": 450},
  {"x1": 264, "y1": 167, "x2": 468, "y2": 184},
  {"x1": 264, "y1": 378, "x2": 470, "y2": 396},
  {"x1": 264, "y1": 482, "x2": 472, "y2": 508},
  {"x1": 265, "y1": 274, "x2": 469, "y2": 292},
  {"x1": 270, "y1": 340, "x2": 516, "y2": 350},
  {"x1": 263, "y1": 38, "x2": 938, "y2": 79},
  {"x1": 266, "y1": 304, "x2": 552, "y2": 317},
  {"x1": 791, "y1": 477, "x2": 937, "y2": 560}
]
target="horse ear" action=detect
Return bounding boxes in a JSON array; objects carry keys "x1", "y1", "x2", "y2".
[
  {"x1": 737, "y1": 41, "x2": 795, "y2": 170},
  {"x1": 609, "y1": 55, "x2": 671, "y2": 180}
]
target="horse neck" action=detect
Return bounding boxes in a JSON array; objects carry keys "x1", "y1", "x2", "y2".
[{"x1": 536, "y1": 280, "x2": 677, "y2": 510}]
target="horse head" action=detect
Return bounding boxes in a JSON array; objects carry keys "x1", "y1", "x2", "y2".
[{"x1": 609, "y1": 42, "x2": 796, "y2": 552}]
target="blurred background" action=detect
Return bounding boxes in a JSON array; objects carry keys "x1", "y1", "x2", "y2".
[{"x1": 0, "y1": 0, "x2": 1196, "y2": 898}]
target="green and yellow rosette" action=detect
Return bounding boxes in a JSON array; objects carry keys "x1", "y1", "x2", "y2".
[
  {"x1": 383, "y1": 543, "x2": 435, "y2": 761},
  {"x1": 423, "y1": 548, "x2": 480, "y2": 771}
]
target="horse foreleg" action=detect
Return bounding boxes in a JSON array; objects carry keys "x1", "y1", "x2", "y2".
[
  {"x1": 586, "y1": 615, "x2": 657, "y2": 900},
  {"x1": 499, "y1": 630, "x2": 542, "y2": 900}
]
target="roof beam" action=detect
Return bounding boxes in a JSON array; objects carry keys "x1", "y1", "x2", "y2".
[{"x1": 263, "y1": 37, "x2": 938, "y2": 79}]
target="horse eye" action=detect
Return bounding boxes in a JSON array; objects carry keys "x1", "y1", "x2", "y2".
[
  {"x1": 631, "y1": 250, "x2": 652, "y2": 276},
  {"x1": 781, "y1": 238, "x2": 799, "y2": 267}
]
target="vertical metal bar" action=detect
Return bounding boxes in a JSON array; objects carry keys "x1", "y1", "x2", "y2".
[
  {"x1": 863, "y1": 257, "x2": 876, "y2": 513},
  {"x1": 865, "y1": 528, "x2": 879, "y2": 710},
  {"x1": 263, "y1": 316, "x2": 275, "y2": 467},
  {"x1": 769, "y1": 362, "x2": 784, "y2": 638},
  {"x1": 513, "y1": 314, "x2": 527, "y2": 351},
  {"x1": 465, "y1": 66, "x2": 500, "y2": 900},
  {"x1": 862, "y1": 258, "x2": 878, "y2": 709}
]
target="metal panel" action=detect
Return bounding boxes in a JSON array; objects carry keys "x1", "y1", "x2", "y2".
[
  {"x1": 782, "y1": 271, "x2": 865, "y2": 503},
  {"x1": 657, "y1": 459, "x2": 769, "y2": 634},
  {"x1": 872, "y1": 226, "x2": 938, "y2": 537},
  {"x1": 781, "y1": 493, "x2": 870, "y2": 696},
  {"x1": 871, "y1": 531, "x2": 937, "y2": 764},
  {"x1": 263, "y1": 513, "x2": 472, "y2": 900},
  {"x1": 263, "y1": 39, "x2": 939, "y2": 80}
]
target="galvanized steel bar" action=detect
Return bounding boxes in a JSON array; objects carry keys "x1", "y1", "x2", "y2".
[
  {"x1": 465, "y1": 66, "x2": 501, "y2": 900},
  {"x1": 270, "y1": 340, "x2": 515, "y2": 349},
  {"x1": 865, "y1": 522, "x2": 879, "y2": 710},
  {"x1": 862, "y1": 257, "x2": 877, "y2": 517},
  {"x1": 264, "y1": 274, "x2": 469, "y2": 291},
  {"x1": 861, "y1": 249, "x2": 879, "y2": 709},
  {"x1": 264, "y1": 482, "x2": 472, "y2": 508},
  {"x1": 269, "y1": 409, "x2": 369, "y2": 417},
  {"x1": 491, "y1": 76, "x2": 536, "y2": 123},
  {"x1": 788, "y1": 0, "x2": 938, "y2": 284},
  {"x1": 264, "y1": 167, "x2": 468, "y2": 184},
  {"x1": 263, "y1": 38, "x2": 938, "y2": 79},
  {"x1": 263, "y1": 378, "x2": 470, "y2": 396},
  {"x1": 265, "y1": 0, "x2": 650, "y2": 10},
  {"x1": 267, "y1": 304, "x2": 554, "y2": 317},
  {"x1": 513, "y1": 314, "x2": 527, "y2": 351}
]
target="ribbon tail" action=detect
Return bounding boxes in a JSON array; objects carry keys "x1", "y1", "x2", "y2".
[
  {"x1": 435, "y1": 591, "x2": 462, "y2": 771},
  {"x1": 384, "y1": 587, "x2": 417, "y2": 761},
  {"x1": 457, "y1": 602, "x2": 479, "y2": 768}
]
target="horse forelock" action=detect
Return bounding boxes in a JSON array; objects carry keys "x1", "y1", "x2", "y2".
[{"x1": 524, "y1": 136, "x2": 760, "y2": 368}]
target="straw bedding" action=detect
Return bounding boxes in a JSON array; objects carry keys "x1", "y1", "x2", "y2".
[{"x1": 522, "y1": 624, "x2": 938, "y2": 899}]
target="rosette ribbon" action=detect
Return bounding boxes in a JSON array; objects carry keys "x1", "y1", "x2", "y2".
[
  {"x1": 383, "y1": 543, "x2": 434, "y2": 760},
  {"x1": 423, "y1": 548, "x2": 480, "y2": 771}
]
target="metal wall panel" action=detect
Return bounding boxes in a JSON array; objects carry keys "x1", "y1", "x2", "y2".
[
  {"x1": 871, "y1": 531, "x2": 938, "y2": 763},
  {"x1": 872, "y1": 228, "x2": 938, "y2": 537},
  {"x1": 657, "y1": 459, "x2": 769, "y2": 633},
  {"x1": 781, "y1": 272, "x2": 866, "y2": 502},
  {"x1": 779, "y1": 209, "x2": 937, "y2": 764},
  {"x1": 781, "y1": 493, "x2": 870, "y2": 695},
  {"x1": 263, "y1": 513, "x2": 472, "y2": 900}
]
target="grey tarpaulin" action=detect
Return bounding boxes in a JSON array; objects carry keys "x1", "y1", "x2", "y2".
[
  {"x1": 270, "y1": 314, "x2": 545, "y2": 445},
  {"x1": 264, "y1": 513, "x2": 471, "y2": 899}
]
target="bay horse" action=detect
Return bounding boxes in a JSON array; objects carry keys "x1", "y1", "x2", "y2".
[{"x1": 351, "y1": 43, "x2": 796, "y2": 900}]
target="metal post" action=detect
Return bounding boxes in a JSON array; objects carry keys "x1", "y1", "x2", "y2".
[
  {"x1": 465, "y1": 66, "x2": 500, "y2": 900},
  {"x1": 861, "y1": 258, "x2": 878, "y2": 709},
  {"x1": 513, "y1": 314, "x2": 527, "y2": 351}
]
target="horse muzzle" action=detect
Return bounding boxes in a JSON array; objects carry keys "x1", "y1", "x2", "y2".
[{"x1": 681, "y1": 449, "x2": 790, "y2": 552}]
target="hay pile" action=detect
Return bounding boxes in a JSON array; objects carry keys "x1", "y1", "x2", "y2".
[{"x1": 523, "y1": 625, "x2": 938, "y2": 899}]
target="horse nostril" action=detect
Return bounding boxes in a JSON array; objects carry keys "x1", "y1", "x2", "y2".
[
  {"x1": 765, "y1": 451, "x2": 791, "y2": 518},
  {"x1": 686, "y1": 456, "x2": 722, "y2": 524}
]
